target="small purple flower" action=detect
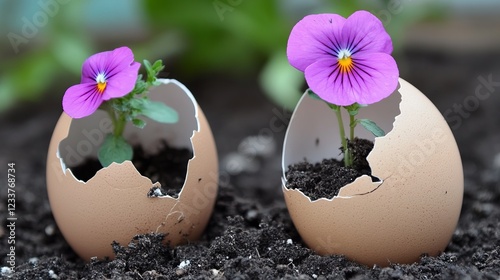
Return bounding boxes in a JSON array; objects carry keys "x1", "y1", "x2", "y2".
[
  {"x1": 63, "y1": 46, "x2": 140, "y2": 118},
  {"x1": 287, "y1": 11, "x2": 399, "y2": 106}
]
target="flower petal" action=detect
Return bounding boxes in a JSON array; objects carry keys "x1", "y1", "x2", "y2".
[
  {"x1": 104, "y1": 46, "x2": 138, "y2": 79},
  {"x1": 287, "y1": 13, "x2": 346, "y2": 72},
  {"x1": 81, "y1": 46, "x2": 137, "y2": 84},
  {"x1": 342, "y1": 10, "x2": 393, "y2": 55},
  {"x1": 350, "y1": 52, "x2": 399, "y2": 104},
  {"x1": 81, "y1": 50, "x2": 113, "y2": 84},
  {"x1": 304, "y1": 53, "x2": 398, "y2": 105},
  {"x1": 62, "y1": 83, "x2": 103, "y2": 118},
  {"x1": 101, "y1": 61, "x2": 141, "y2": 100}
]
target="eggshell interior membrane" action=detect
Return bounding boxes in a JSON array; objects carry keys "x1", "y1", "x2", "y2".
[
  {"x1": 282, "y1": 78, "x2": 463, "y2": 266},
  {"x1": 46, "y1": 79, "x2": 218, "y2": 261}
]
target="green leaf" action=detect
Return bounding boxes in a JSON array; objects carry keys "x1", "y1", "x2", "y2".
[
  {"x1": 358, "y1": 119, "x2": 386, "y2": 137},
  {"x1": 143, "y1": 60, "x2": 155, "y2": 84},
  {"x1": 131, "y1": 78, "x2": 147, "y2": 96},
  {"x1": 98, "y1": 135, "x2": 133, "y2": 167},
  {"x1": 143, "y1": 59, "x2": 153, "y2": 73},
  {"x1": 143, "y1": 59, "x2": 165, "y2": 85},
  {"x1": 141, "y1": 100, "x2": 178, "y2": 124},
  {"x1": 132, "y1": 118, "x2": 146, "y2": 129},
  {"x1": 152, "y1": 59, "x2": 165, "y2": 73},
  {"x1": 129, "y1": 98, "x2": 145, "y2": 109}
]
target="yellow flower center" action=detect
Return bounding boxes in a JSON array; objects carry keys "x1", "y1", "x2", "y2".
[
  {"x1": 96, "y1": 73, "x2": 107, "y2": 94},
  {"x1": 337, "y1": 49, "x2": 354, "y2": 74},
  {"x1": 338, "y1": 56, "x2": 353, "y2": 73},
  {"x1": 97, "y1": 82, "x2": 106, "y2": 93}
]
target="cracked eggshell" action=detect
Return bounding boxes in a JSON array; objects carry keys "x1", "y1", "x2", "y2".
[
  {"x1": 282, "y1": 78, "x2": 463, "y2": 266},
  {"x1": 46, "y1": 79, "x2": 218, "y2": 261}
]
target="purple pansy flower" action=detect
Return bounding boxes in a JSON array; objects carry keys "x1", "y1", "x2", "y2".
[
  {"x1": 287, "y1": 11, "x2": 399, "y2": 106},
  {"x1": 63, "y1": 46, "x2": 141, "y2": 118}
]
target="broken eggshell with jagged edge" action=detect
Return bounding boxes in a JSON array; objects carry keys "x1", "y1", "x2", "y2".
[
  {"x1": 282, "y1": 78, "x2": 463, "y2": 267},
  {"x1": 46, "y1": 79, "x2": 218, "y2": 261}
]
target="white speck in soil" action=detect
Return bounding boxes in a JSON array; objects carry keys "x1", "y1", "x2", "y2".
[
  {"x1": 210, "y1": 269, "x2": 220, "y2": 276},
  {"x1": 1, "y1": 267, "x2": 12, "y2": 276},
  {"x1": 154, "y1": 188, "x2": 163, "y2": 196},
  {"x1": 175, "y1": 268, "x2": 186, "y2": 276},
  {"x1": 45, "y1": 224, "x2": 55, "y2": 236},
  {"x1": 245, "y1": 209, "x2": 258, "y2": 220},
  {"x1": 147, "y1": 186, "x2": 167, "y2": 197},
  {"x1": 48, "y1": 270, "x2": 59, "y2": 279},
  {"x1": 178, "y1": 260, "x2": 191, "y2": 269}
]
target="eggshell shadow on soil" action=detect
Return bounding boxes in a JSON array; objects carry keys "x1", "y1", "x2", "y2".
[
  {"x1": 282, "y1": 78, "x2": 463, "y2": 266},
  {"x1": 46, "y1": 79, "x2": 218, "y2": 261}
]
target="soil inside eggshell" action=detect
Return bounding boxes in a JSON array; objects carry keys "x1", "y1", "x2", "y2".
[
  {"x1": 70, "y1": 141, "x2": 193, "y2": 198},
  {"x1": 285, "y1": 137, "x2": 377, "y2": 200}
]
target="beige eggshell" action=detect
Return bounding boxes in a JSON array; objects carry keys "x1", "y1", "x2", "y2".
[
  {"x1": 46, "y1": 79, "x2": 218, "y2": 261},
  {"x1": 282, "y1": 78, "x2": 463, "y2": 266}
]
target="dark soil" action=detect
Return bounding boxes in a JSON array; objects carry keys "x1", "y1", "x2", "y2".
[
  {"x1": 286, "y1": 138, "x2": 375, "y2": 200},
  {"x1": 70, "y1": 142, "x2": 193, "y2": 198},
  {"x1": 1, "y1": 49, "x2": 500, "y2": 279}
]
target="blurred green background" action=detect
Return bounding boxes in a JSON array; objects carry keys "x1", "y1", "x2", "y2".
[{"x1": 0, "y1": 0, "x2": 498, "y2": 113}]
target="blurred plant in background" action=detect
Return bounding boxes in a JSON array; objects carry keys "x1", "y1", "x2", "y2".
[{"x1": 0, "y1": 0, "x2": 445, "y2": 114}]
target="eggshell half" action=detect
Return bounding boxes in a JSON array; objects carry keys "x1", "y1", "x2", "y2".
[
  {"x1": 46, "y1": 79, "x2": 218, "y2": 260},
  {"x1": 282, "y1": 78, "x2": 463, "y2": 266}
]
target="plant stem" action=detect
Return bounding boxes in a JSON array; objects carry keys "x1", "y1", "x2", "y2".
[
  {"x1": 349, "y1": 114, "x2": 355, "y2": 141},
  {"x1": 114, "y1": 113, "x2": 126, "y2": 137},
  {"x1": 333, "y1": 107, "x2": 351, "y2": 167},
  {"x1": 103, "y1": 101, "x2": 126, "y2": 138}
]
